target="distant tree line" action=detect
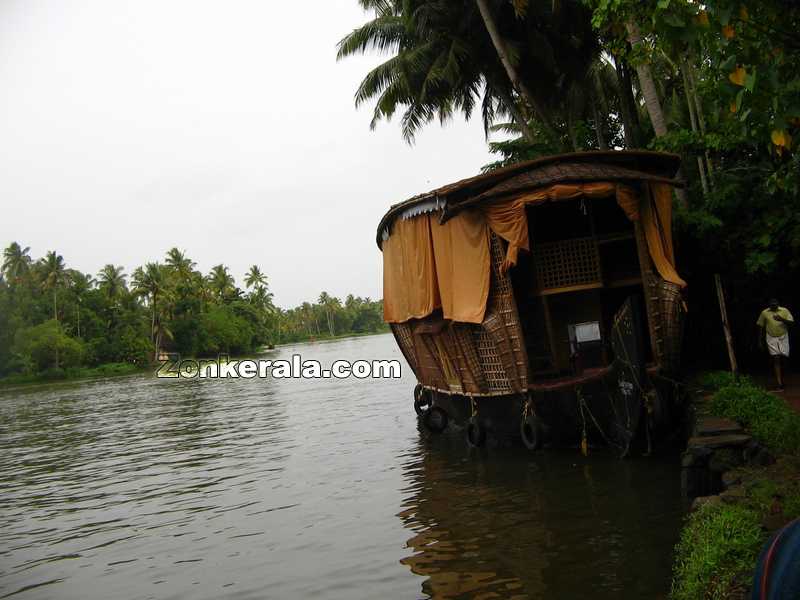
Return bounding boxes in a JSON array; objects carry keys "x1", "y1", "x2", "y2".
[{"x1": 0, "y1": 243, "x2": 387, "y2": 379}]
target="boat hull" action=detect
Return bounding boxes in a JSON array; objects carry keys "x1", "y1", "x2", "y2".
[{"x1": 418, "y1": 365, "x2": 681, "y2": 453}]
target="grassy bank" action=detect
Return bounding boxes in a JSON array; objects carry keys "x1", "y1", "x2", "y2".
[
  {"x1": 672, "y1": 373, "x2": 800, "y2": 599},
  {"x1": 0, "y1": 362, "x2": 145, "y2": 387}
]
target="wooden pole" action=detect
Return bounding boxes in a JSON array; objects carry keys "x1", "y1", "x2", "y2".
[{"x1": 714, "y1": 274, "x2": 738, "y2": 374}]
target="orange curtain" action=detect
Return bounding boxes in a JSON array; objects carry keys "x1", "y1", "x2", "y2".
[
  {"x1": 382, "y1": 216, "x2": 440, "y2": 323},
  {"x1": 642, "y1": 183, "x2": 687, "y2": 287},
  {"x1": 430, "y1": 209, "x2": 490, "y2": 324},
  {"x1": 382, "y1": 211, "x2": 490, "y2": 324},
  {"x1": 382, "y1": 180, "x2": 686, "y2": 325},
  {"x1": 482, "y1": 182, "x2": 637, "y2": 271}
]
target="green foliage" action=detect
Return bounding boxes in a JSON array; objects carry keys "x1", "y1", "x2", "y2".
[
  {"x1": 275, "y1": 294, "x2": 387, "y2": 344},
  {"x1": 711, "y1": 382, "x2": 800, "y2": 454},
  {"x1": 483, "y1": 129, "x2": 565, "y2": 171},
  {"x1": 671, "y1": 503, "x2": 763, "y2": 600},
  {"x1": 338, "y1": 0, "x2": 600, "y2": 146},
  {"x1": 0, "y1": 362, "x2": 141, "y2": 387},
  {"x1": 672, "y1": 452, "x2": 800, "y2": 600},
  {"x1": 196, "y1": 305, "x2": 254, "y2": 356},
  {"x1": 694, "y1": 370, "x2": 751, "y2": 391},
  {"x1": 12, "y1": 320, "x2": 84, "y2": 372},
  {"x1": 586, "y1": 0, "x2": 800, "y2": 279},
  {"x1": 785, "y1": 488, "x2": 800, "y2": 521},
  {"x1": 0, "y1": 242, "x2": 388, "y2": 382},
  {"x1": 71, "y1": 362, "x2": 140, "y2": 378}
]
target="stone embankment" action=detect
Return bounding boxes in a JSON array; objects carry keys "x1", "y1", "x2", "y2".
[{"x1": 682, "y1": 415, "x2": 774, "y2": 503}]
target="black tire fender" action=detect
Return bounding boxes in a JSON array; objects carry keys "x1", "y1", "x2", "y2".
[
  {"x1": 520, "y1": 413, "x2": 543, "y2": 451},
  {"x1": 413, "y1": 384, "x2": 431, "y2": 416},
  {"x1": 423, "y1": 406, "x2": 448, "y2": 433},
  {"x1": 466, "y1": 417, "x2": 486, "y2": 448}
]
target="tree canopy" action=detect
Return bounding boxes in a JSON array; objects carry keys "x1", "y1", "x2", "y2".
[{"x1": 342, "y1": 0, "x2": 800, "y2": 373}]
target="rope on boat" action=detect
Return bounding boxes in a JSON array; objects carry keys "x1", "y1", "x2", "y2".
[
  {"x1": 577, "y1": 386, "x2": 619, "y2": 454},
  {"x1": 522, "y1": 392, "x2": 534, "y2": 419},
  {"x1": 578, "y1": 391, "x2": 589, "y2": 456},
  {"x1": 469, "y1": 396, "x2": 478, "y2": 419}
]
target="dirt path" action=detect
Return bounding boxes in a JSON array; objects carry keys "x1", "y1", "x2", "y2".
[
  {"x1": 752, "y1": 371, "x2": 800, "y2": 412},
  {"x1": 780, "y1": 373, "x2": 800, "y2": 412}
]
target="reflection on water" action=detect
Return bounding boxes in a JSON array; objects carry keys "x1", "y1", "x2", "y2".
[
  {"x1": 0, "y1": 334, "x2": 682, "y2": 599},
  {"x1": 398, "y1": 435, "x2": 681, "y2": 599}
]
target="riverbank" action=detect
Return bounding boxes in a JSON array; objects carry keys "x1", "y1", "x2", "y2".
[
  {"x1": 0, "y1": 362, "x2": 146, "y2": 387},
  {"x1": 672, "y1": 372, "x2": 800, "y2": 599},
  {"x1": 275, "y1": 327, "x2": 390, "y2": 346},
  {"x1": 0, "y1": 330, "x2": 393, "y2": 388}
]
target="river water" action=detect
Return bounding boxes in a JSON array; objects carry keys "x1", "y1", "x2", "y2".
[{"x1": 0, "y1": 333, "x2": 683, "y2": 599}]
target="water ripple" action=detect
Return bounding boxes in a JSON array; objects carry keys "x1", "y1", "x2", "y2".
[{"x1": 0, "y1": 334, "x2": 682, "y2": 599}]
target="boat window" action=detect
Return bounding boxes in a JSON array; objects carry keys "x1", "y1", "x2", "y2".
[{"x1": 529, "y1": 200, "x2": 593, "y2": 243}]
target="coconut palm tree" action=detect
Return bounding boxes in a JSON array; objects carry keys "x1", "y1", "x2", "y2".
[
  {"x1": 152, "y1": 320, "x2": 173, "y2": 362},
  {"x1": 165, "y1": 248, "x2": 196, "y2": 280},
  {"x1": 132, "y1": 262, "x2": 166, "y2": 343},
  {"x1": 339, "y1": 0, "x2": 599, "y2": 146},
  {"x1": 68, "y1": 270, "x2": 94, "y2": 338},
  {"x1": 625, "y1": 20, "x2": 667, "y2": 137},
  {"x1": 250, "y1": 284, "x2": 276, "y2": 313},
  {"x1": 338, "y1": 0, "x2": 528, "y2": 141},
  {"x1": 208, "y1": 265, "x2": 235, "y2": 301},
  {"x1": 300, "y1": 302, "x2": 319, "y2": 336},
  {"x1": 2, "y1": 242, "x2": 32, "y2": 284},
  {"x1": 244, "y1": 265, "x2": 267, "y2": 290},
  {"x1": 318, "y1": 291, "x2": 341, "y2": 337},
  {"x1": 40, "y1": 251, "x2": 66, "y2": 321},
  {"x1": 97, "y1": 264, "x2": 127, "y2": 304},
  {"x1": 623, "y1": 19, "x2": 688, "y2": 205},
  {"x1": 474, "y1": 0, "x2": 559, "y2": 140}
]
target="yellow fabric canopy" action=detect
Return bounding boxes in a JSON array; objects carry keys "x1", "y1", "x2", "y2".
[
  {"x1": 383, "y1": 210, "x2": 490, "y2": 324},
  {"x1": 382, "y1": 216, "x2": 439, "y2": 323},
  {"x1": 430, "y1": 209, "x2": 490, "y2": 324},
  {"x1": 642, "y1": 183, "x2": 686, "y2": 287},
  {"x1": 482, "y1": 182, "x2": 638, "y2": 272},
  {"x1": 382, "y1": 181, "x2": 685, "y2": 324}
]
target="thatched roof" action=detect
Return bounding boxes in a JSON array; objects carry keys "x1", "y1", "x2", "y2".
[{"x1": 376, "y1": 150, "x2": 682, "y2": 247}]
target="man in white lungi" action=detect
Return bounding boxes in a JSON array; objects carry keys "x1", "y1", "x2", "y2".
[{"x1": 757, "y1": 298, "x2": 794, "y2": 391}]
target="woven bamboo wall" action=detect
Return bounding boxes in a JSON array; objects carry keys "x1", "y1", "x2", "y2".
[
  {"x1": 390, "y1": 233, "x2": 528, "y2": 397},
  {"x1": 633, "y1": 221, "x2": 685, "y2": 374},
  {"x1": 651, "y1": 280, "x2": 685, "y2": 373}
]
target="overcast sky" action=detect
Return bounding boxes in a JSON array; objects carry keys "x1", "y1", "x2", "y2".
[{"x1": 0, "y1": 0, "x2": 499, "y2": 308}]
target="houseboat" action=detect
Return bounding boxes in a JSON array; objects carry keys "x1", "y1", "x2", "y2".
[{"x1": 377, "y1": 151, "x2": 687, "y2": 454}]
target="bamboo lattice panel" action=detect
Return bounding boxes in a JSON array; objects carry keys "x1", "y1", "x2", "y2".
[
  {"x1": 475, "y1": 329, "x2": 513, "y2": 393},
  {"x1": 534, "y1": 237, "x2": 601, "y2": 291},
  {"x1": 652, "y1": 279, "x2": 685, "y2": 373}
]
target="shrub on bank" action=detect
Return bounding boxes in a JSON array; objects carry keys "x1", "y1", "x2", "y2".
[
  {"x1": 63, "y1": 363, "x2": 141, "y2": 379},
  {"x1": 0, "y1": 362, "x2": 142, "y2": 386},
  {"x1": 672, "y1": 503, "x2": 763, "y2": 600},
  {"x1": 711, "y1": 383, "x2": 800, "y2": 454},
  {"x1": 695, "y1": 371, "x2": 752, "y2": 392}
]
